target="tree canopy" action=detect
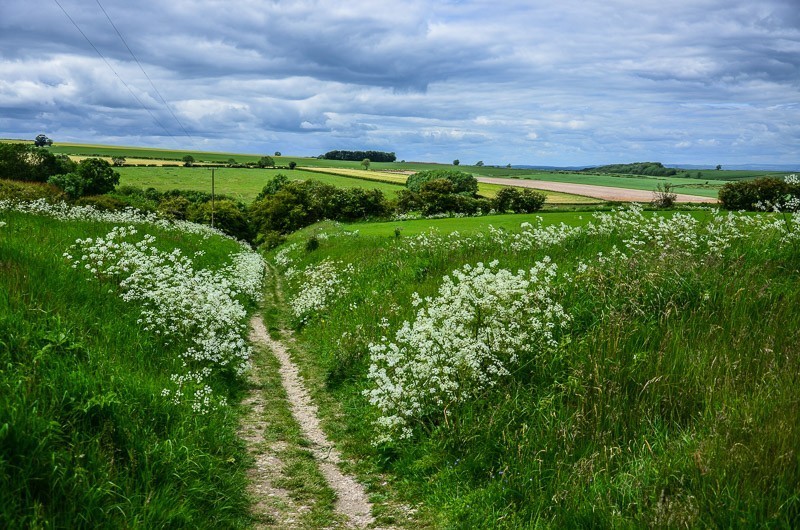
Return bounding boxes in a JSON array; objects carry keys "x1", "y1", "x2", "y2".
[{"x1": 322, "y1": 150, "x2": 396, "y2": 163}]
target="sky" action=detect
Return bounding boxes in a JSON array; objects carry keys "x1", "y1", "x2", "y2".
[{"x1": 1, "y1": 0, "x2": 799, "y2": 167}]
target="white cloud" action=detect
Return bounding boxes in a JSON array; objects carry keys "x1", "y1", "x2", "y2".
[{"x1": 0, "y1": 0, "x2": 798, "y2": 165}]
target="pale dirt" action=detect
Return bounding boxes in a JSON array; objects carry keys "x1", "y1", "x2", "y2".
[
  {"x1": 249, "y1": 315, "x2": 375, "y2": 529},
  {"x1": 240, "y1": 331, "x2": 305, "y2": 529},
  {"x1": 476, "y1": 176, "x2": 718, "y2": 203}
]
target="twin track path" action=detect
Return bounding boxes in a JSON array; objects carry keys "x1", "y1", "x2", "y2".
[{"x1": 244, "y1": 314, "x2": 375, "y2": 529}]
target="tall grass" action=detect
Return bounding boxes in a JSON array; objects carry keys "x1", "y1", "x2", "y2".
[
  {"x1": 267, "y1": 208, "x2": 800, "y2": 527},
  {"x1": 0, "y1": 211, "x2": 253, "y2": 527}
]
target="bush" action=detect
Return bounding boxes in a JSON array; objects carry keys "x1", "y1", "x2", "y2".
[
  {"x1": 74, "y1": 195, "x2": 127, "y2": 211},
  {"x1": 718, "y1": 177, "x2": 800, "y2": 210},
  {"x1": 492, "y1": 187, "x2": 545, "y2": 213},
  {"x1": 0, "y1": 179, "x2": 65, "y2": 202},
  {"x1": 406, "y1": 169, "x2": 478, "y2": 196},
  {"x1": 187, "y1": 199, "x2": 252, "y2": 241},
  {"x1": 157, "y1": 196, "x2": 192, "y2": 220},
  {"x1": 257, "y1": 156, "x2": 275, "y2": 168},
  {"x1": 47, "y1": 158, "x2": 119, "y2": 199},
  {"x1": 651, "y1": 182, "x2": 678, "y2": 208},
  {"x1": 255, "y1": 174, "x2": 290, "y2": 201},
  {"x1": 249, "y1": 179, "x2": 389, "y2": 236}
]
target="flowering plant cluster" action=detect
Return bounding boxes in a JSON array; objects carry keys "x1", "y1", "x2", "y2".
[
  {"x1": 287, "y1": 259, "x2": 355, "y2": 322},
  {"x1": 0, "y1": 198, "x2": 239, "y2": 242},
  {"x1": 364, "y1": 259, "x2": 569, "y2": 442},
  {"x1": 65, "y1": 226, "x2": 265, "y2": 413}
]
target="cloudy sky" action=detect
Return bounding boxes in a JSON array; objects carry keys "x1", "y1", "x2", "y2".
[{"x1": 1, "y1": 0, "x2": 798, "y2": 166}]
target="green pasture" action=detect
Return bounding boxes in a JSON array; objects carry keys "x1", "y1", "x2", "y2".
[
  {"x1": 0, "y1": 211, "x2": 252, "y2": 527},
  {"x1": 116, "y1": 166, "x2": 599, "y2": 205},
  {"x1": 116, "y1": 166, "x2": 406, "y2": 202}
]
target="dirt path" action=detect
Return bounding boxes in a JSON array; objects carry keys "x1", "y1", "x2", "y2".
[
  {"x1": 248, "y1": 315, "x2": 375, "y2": 529},
  {"x1": 241, "y1": 328, "x2": 305, "y2": 529},
  {"x1": 477, "y1": 176, "x2": 718, "y2": 203}
]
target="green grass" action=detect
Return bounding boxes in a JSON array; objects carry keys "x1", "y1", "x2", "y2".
[
  {"x1": 116, "y1": 166, "x2": 407, "y2": 202},
  {"x1": 0, "y1": 211, "x2": 253, "y2": 528},
  {"x1": 264, "y1": 209, "x2": 800, "y2": 527},
  {"x1": 116, "y1": 166, "x2": 600, "y2": 206}
]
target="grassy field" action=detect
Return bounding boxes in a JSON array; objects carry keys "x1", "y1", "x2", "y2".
[
  {"x1": 299, "y1": 166, "x2": 600, "y2": 203},
  {"x1": 116, "y1": 166, "x2": 600, "y2": 205},
  {"x1": 116, "y1": 166, "x2": 407, "y2": 201},
  {"x1": 0, "y1": 209, "x2": 259, "y2": 527},
  {"x1": 264, "y1": 207, "x2": 800, "y2": 527}
]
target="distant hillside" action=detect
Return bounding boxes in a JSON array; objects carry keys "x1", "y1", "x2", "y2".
[{"x1": 580, "y1": 162, "x2": 677, "y2": 177}]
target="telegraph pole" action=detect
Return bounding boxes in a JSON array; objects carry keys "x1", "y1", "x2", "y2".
[{"x1": 211, "y1": 168, "x2": 215, "y2": 228}]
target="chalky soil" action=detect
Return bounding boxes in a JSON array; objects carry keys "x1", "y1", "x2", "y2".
[{"x1": 244, "y1": 314, "x2": 374, "y2": 528}]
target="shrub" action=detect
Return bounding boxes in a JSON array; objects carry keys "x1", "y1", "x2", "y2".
[
  {"x1": 718, "y1": 177, "x2": 800, "y2": 211},
  {"x1": 257, "y1": 155, "x2": 275, "y2": 168},
  {"x1": 406, "y1": 169, "x2": 478, "y2": 196},
  {"x1": 493, "y1": 187, "x2": 545, "y2": 213},
  {"x1": 74, "y1": 195, "x2": 126, "y2": 211},
  {"x1": 651, "y1": 182, "x2": 678, "y2": 208},
  {"x1": 0, "y1": 179, "x2": 65, "y2": 202},
  {"x1": 187, "y1": 199, "x2": 252, "y2": 241},
  {"x1": 255, "y1": 174, "x2": 290, "y2": 201},
  {"x1": 157, "y1": 196, "x2": 192, "y2": 220},
  {"x1": 47, "y1": 158, "x2": 120, "y2": 199},
  {"x1": 249, "y1": 179, "x2": 389, "y2": 236}
]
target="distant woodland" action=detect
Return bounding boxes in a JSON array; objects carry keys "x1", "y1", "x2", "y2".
[{"x1": 582, "y1": 162, "x2": 678, "y2": 177}]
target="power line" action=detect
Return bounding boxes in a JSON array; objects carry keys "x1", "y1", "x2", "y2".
[
  {"x1": 94, "y1": 0, "x2": 195, "y2": 142},
  {"x1": 52, "y1": 0, "x2": 178, "y2": 143}
]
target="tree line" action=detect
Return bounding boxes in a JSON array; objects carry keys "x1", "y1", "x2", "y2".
[
  {"x1": 321, "y1": 150, "x2": 397, "y2": 162},
  {"x1": 582, "y1": 162, "x2": 678, "y2": 177}
]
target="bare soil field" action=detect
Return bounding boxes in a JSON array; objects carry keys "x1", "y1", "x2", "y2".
[{"x1": 478, "y1": 176, "x2": 718, "y2": 203}]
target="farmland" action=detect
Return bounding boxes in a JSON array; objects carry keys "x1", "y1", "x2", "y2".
[
  {"x1": 3, "y1": 140, "x2": 799, "y2": 527},
  {"x1": 11, "y1": 140, "x2": 789, "y2": 202}
]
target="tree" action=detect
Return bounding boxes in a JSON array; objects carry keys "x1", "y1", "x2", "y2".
[
  {"x1": 361, "y1": 158, "x2": 370, "y2": 170},
  {"x1": 453, "y1": 159, "x2": 460, "y2": 166},
  {"x1": 274, "y1": 151, "x2": 281, "y2": 156},
  {"x1": 257, "y1": 156, "x2": 275, "y2": 168},
  {"x1": 716, "y1": 164, "x2": 722, "y2": 171},
  {"x1": 182, "y1": 155, "x2": 195, "y2": 167},
  {"x1": 48, "y1": 158, "x2": 120, "y2": 199},
  {"x1": 475, "y1": 161, "x2": 484, "y2": 167},
  {"x1": 288, "y1": 161, "x2": 297, "y2": 170},
  {"x1": 227, "y1": 158, "x2": 237, "y2": 167},
  {"x1": 34, "y1": 134, "x2": 53, "y2": 147},
  {"x1": 112, "y1": 156, "x2": 126, "y2": 167}
]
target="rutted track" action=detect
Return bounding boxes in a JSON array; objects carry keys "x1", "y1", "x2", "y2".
[{"x1": 248, "y1": 315, "x2": 375, "y2": 529}]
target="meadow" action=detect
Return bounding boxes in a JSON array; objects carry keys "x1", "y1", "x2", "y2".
[
  {"x1": 0, "y1": 201, "x2": 265, "y2": 527},
  {"x1": 116, "y1": 166, "x2": 405, "y2": 202},
  {"x1": 265, "y1": 205, "x2": 800, "y2": 527},
  {"x1": 115, "y1": 166, "x2": 599, "y2": 205}
]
